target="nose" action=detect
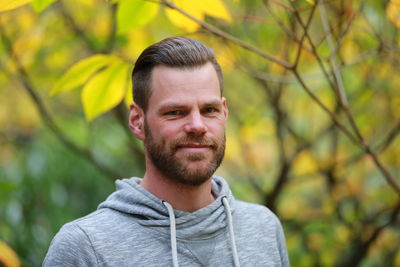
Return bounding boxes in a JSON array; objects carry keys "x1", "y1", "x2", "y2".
[{"x1": 184, "y1": 111, "x2": 207, "y2": 135}]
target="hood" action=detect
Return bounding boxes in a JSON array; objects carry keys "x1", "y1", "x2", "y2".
[{"x1": 98, "y1": 176, "x2": 236, "y2": 240}]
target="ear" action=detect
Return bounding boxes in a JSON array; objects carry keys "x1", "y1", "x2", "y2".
[
  {"x1": 129, "y1": 102, "x2": 145, "y2": 140},
  {"x1": 221, "y1": 97, "x2": 229, "y2": 124}
]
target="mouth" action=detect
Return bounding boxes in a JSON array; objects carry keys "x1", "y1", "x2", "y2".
[{"x1": 176, "y1": 143, "x2": 213, "y2": 153}]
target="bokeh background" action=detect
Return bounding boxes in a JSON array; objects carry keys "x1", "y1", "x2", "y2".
[{"x1": 1, "y1": 0, "x2": 400, "y2": 266}]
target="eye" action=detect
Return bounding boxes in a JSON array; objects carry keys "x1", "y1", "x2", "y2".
[
  {"x1": 165, "y1": 110, "x2": 183, "y2": 116},
  {"x1": 203, "y1": 107, "x2": 217, "y2": 114}
]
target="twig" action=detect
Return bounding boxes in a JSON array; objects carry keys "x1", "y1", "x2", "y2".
[
  {"x1": 338, "y1": 200, "x2": 400, "y2": 266},
  {"x1": 319, "y1": 0, "x2": 348, "y2": 106},
  {"x1": 265, "y1": 0, "x2": 296, "y2": 12},
  {"x1": 263, "y1": 0, "x2": 314, "y2": 55},
  {"x1": 292, "y1": 0, "x2": 319, "y2": 68},
  {"x1": 377, "y1": 118, "x2": 400, "y2": 152},
  {"x1": 101, "y1": 3, "x2": 118, "y2": 53},
  {"x1": 290, "y1": 0, "x2": 337, "y2": 92},
  {"x1": 57, "y1": 0, "x2": 98, "y2": 53},
  {"x1": 158, "y1": 0, "x2": 400, "y2": 195},
  {"x1": 318, "y1": 0, "x2": 400, "y2": 196},
  {"x1": 334, "y1": 0, "x2": 365, "y2": 59},
  {"x1": 0, "y1": 24, "x2": 122, "y2": 180},
  {"x1": 293, "y1": 68, "x2": 400, "y2": 195},
  {"x1": 291, "y1": 70, "x2": 358, "y2": 142},
  {"x1": 160, "y1": 0, "x2": 292, "y2": 69}
]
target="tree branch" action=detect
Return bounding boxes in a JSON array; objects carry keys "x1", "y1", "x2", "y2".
[
  {"x1": 292, "y1": 0, "x2": 319, "y2": 68},
  {"x1": 160, "y1": 0, "x2": 292, "y2": 69},
  {"x1": 0, "y1": 24, "x2": 122, "y2": 180},
  {"x1": 317, "y1": 0, "x2": 400, "y2": 196}
]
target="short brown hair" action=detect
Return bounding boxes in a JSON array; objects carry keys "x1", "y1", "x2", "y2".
[{"x1": 132, "y1": 36, "x2": 223, "y2": 112}]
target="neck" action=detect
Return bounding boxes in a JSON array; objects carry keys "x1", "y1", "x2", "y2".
[{"x1": 140, "y1": 162, "x2": 214, "y2": 212}]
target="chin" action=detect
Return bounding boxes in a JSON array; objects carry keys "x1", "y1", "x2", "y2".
[{"x1": 178, "y1": 174, "x2": 212, "y2": 187}]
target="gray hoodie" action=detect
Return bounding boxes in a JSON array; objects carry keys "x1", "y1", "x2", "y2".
[{"x1": 43, "y1": 176, "x2": 290, "y2": 266}]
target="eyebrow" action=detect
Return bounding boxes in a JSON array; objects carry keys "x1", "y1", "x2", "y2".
[
  {"x1": 159, "y1": 104, "x2": 186, "y2": 110},
  {"x1": 159, "y1": 99, "x2": 222, "y2": 111},
  {"x1": 203, "y1": 100, "x2": 222, "y2": 106}
]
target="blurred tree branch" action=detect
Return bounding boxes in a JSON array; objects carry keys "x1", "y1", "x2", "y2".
[
  {"x1": 339, "y1": 200, "x2": 400, "y2": 267},
  {"x1": 56, "y1": 0, "x2": 144, "y2": 169},
  {"x1": 317, "y1": 0, "x2": 400, "y2": 195},
  {"x1": 161, "y1": 0, "x2": 400, "y2": 196},
  {"x1": 160, "y1": 0, "x2": 292, "y2": 68},
  {"x1": 0, "y1": 24, "x2": 122, "y2": 180}
]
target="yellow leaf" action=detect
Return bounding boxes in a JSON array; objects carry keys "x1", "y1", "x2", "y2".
[
  {"x1": 292, "y1": 150, "x2": 319, "y2": 176},
  {"x1": 51, "y1": 54, "x2": 116, "y2": 96},
  {"x1": 82, "y1": 61, "x2": 131, "y2": 121},
  {"x1": 124, "y1": 77, "x2": 133, "y2": 107},
  {"x1": 165, "y1": 0, "x2": 203, "y2": 32},
  {"x1": 121, "y1": 29, "x2": 153, "y2": 60},
  {"x1": 0, "y1": 240, "x2": 20, "y2": 267},
  {"x1": 0, "y1": 0, "x2": 32, "y2": 12},
  {"x1": 387, "y1": 0, "x2": 400, "y2": 28},
  {"x1": 165, "y1": 0, "x2": 232, "y2": 31},
  {"x1": 117, "y1": 0, "x2": 159, "y2": 34},
  {"x1": 200, "y1": 0, "x2": 232, "y2": 23},
  {"x1": 215, "y1": 44, "x2": 235, "y2": 71},
  {"x1": 30, "y1": 0, "x2": 56, "y2": 13}
]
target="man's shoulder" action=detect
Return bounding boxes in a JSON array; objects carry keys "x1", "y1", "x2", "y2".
[
  {"x1": 42, "y1": 211, "x2": 106, "y2": 266},
  {"x1": 67, "y1": 208, "x2": 115, "y2": 227},
  {"x1": 48, "y1": 209, "x2": 113, "y2": 247},
  {"x1": 233, "y1": 200, "x2": 282, "y2": 229},
  {"x1": 43, "y1": 208, "x2": 136, "y2": 266},
  {"x1": 234, "y1": 200, "x2": 275, "y2": 218},
  {"x1": 60, "y1": 206, "x2": 133, "y2": 237}
]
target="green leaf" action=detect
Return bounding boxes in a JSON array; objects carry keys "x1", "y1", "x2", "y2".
[
  {"x1": 82, "y1": 61, "x2": 131, "y2": 121},
  {"x1": 0, "y1": 0, "x2": 32, "y2": 12},
  {"x1": 31, "y1": 0, "x2": 56, "y2": 13},
  {"x1": 51, "y1": 54, "x2": 116, "y2": 96},
  {"x1": 117, "y1": 0, "x2": 159, "y2": 34}
]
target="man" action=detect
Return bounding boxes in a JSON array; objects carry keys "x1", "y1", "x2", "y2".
[{"x1": 44, "y1": 36, "x2": 290, "y2": 266}]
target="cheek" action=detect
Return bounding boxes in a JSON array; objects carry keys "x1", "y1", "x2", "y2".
[
  {"x1": 208, "y1": 120, "x2": 226, "y2": 134},
  {"x1": 153, "y1": 122, "x2": 183, "y2": 141}
]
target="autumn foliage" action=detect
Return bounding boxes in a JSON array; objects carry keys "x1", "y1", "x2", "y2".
[{"x1": 1, "y1": 0, "x2": 400, "y2": 266}]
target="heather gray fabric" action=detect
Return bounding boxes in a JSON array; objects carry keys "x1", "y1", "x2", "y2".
[{"x1": 43, "y1": 176, "x2": 290, "y2": 266}]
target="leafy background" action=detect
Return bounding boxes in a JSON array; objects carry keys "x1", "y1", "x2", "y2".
[{"x1": 1, "y1": 0, "x2": 400, "y2": 266}]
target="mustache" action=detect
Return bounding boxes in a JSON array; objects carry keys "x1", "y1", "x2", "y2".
[{"x1": 171, "y1": 136, "x2": 218, "y2": 150}]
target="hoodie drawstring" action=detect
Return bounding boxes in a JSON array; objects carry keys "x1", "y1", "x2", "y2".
[
  {"x1": 163, "y1": 201, "x2": 179, "y2": 267},
  {"x1": 163, "y1": 197, "x2": 240, "y2": 267},
  {"x1": 222, "y1": 197, "x2": 241, "y2": 267}
]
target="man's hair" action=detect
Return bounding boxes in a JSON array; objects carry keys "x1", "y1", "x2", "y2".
[{"x1": 132, "y1": 36, "x2": 223, "y2": 112}]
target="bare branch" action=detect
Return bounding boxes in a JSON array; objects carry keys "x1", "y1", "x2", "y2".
[
  {"x1": 290, "y1": 0, "x2": 337, "y2": 92},
  {"x1": 160, "y1": 0, "x2": 292, "y2": 69},
  {"x1": 377, "y1": 118, "x2": 400, "y2": 152},
  {"x1": 292, "y1": 0, "x2": 319, "y2": 68},
  {"x1": 0, "y1": 24, "x2": 122, "y2": 180},
  {"x1": 57, "y1": 0, "x2": 98, "y2": 53},
  {"x1": 319, "y1": 0, "x2": 348, "y2": 106}
]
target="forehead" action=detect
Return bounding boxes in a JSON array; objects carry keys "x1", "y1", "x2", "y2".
[{"x1": 148, "y1": 63, "x2": 221, "y2": 108}]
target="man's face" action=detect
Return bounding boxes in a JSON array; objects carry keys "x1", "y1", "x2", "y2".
[{"x1": 143, "y1": 63, "x2": 228, "y2": 186}]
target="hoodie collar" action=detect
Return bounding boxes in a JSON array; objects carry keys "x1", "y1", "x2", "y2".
[{"x1": 98, "y1": 176, "x2": 235, "y2": 240}]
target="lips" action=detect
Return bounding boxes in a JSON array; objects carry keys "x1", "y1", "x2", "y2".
[
  {"x1": 176, "y1": 143, "x2": 214, "y2": 153},
  {"x1": 177, "y1": 143, "x2": 212, "y2": 148}
]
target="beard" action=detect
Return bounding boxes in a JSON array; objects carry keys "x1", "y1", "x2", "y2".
[{"x1": 144, "y1": 122, "x2": 225, "y2": 186}]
